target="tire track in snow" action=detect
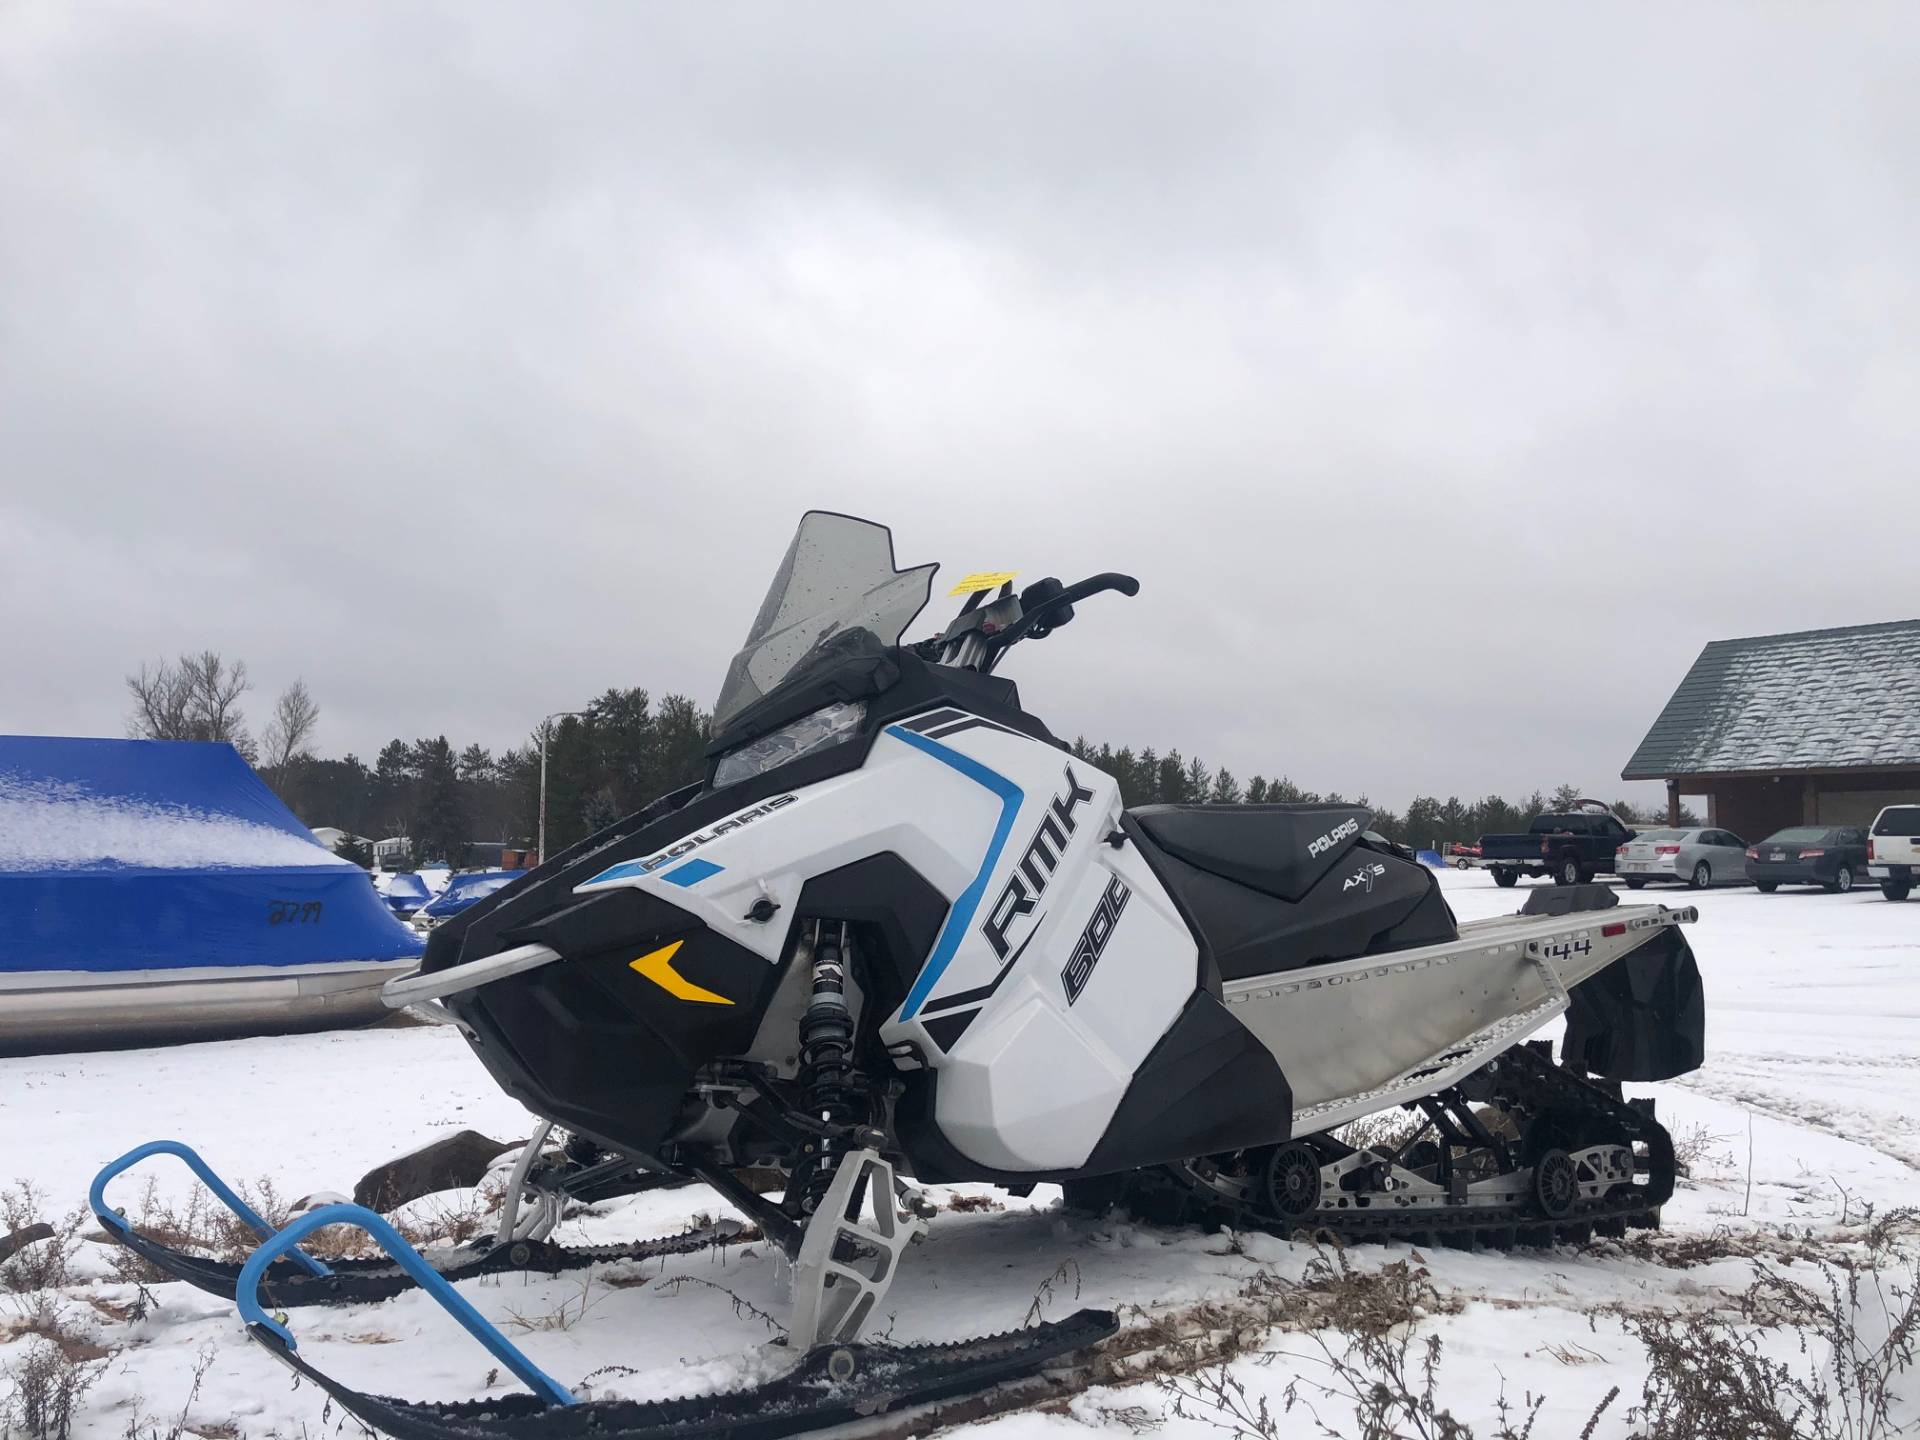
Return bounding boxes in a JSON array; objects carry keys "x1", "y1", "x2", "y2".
[{"x1": 1674, "y1": 1065, "x2": 1920, "y2": 1173}]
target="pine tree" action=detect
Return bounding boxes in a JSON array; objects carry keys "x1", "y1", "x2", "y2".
[
  {"x1": 1208, "y1": 767, "x2": 1242, "y2": 803},
  {"x1": 581, "y1": 785, "x2": 624, "y2": 836},
  {"x1": 1156, "y1": 750, "x2": 1188, "y2": 804},
  {"x1": 410, "y1": 737, "x2": 469, "y2": 868},
  {"x1": 1184, "y1": 755, "x2": 1212, "y2": 802},
  {"x1": 333, "y1": 835, "x2": 375, "y2": 869}
]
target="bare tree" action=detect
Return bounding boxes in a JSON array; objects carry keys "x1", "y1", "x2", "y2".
[
  {"x1": 260, "y1": 680, "x2": 321, "y2": 792},
  {"x1": 125, "y1": 651, "x2": 255, "y2": 759},
  {"x1": 126, "y1": 660, "x2": 195, "y2": 741}
]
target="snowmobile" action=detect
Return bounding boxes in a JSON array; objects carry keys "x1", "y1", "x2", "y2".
[{"x1": 93, "y1": 511, "x2": 1704, "y2": 1440}]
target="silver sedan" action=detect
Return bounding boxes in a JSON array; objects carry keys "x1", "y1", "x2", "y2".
[{"x1": 1615, "y1": 827, "x2": 1750, "y2": 889}]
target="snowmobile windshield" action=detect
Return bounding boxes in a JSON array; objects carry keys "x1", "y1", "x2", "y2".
[{"x1": 712, "y1": 512, "x2": 938, "y2": 729}]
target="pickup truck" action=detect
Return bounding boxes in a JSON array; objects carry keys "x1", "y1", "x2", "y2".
[
  {"x1": 1868, "y1": 805, "x2": 1920, "y2": 902},
  {"x1": 1474, "y1": 808, "x2": 1637, "y2": 888}
]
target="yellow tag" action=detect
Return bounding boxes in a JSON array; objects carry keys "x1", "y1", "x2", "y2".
[{"x1": 948, "y1": 571, "x2": 1019, "y2": 597}]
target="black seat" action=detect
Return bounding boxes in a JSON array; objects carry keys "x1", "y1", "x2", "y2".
[
  {"x1": 1520, "y1": 883, "x2": 1619, "y2": 917},
  {"x1": 1131, "y1": 803, "x2": 1372, "y2": 904}
]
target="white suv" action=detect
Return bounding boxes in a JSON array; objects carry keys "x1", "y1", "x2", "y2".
[{"x1": 1867, "y1": 805, "x2": 1920, "y2": 902}]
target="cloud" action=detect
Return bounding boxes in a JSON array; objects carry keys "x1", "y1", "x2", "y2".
[{"x1": 3, "y1": 2, "x2": 1915, "y2": 809}]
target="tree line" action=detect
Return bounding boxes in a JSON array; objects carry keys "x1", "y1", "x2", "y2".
[
  {"x1": 269, "y1": 688, "x2": 711, "y2": 867},
  {"x1": 127, "y1": 650, "x2": 1694, "y2": 868},
  {"x1": 127, "y1": 652, "x2": 712, "y2": 867},
  {"x1": 1062, "y1": 738, "x2": 1698, "y2": 847}
]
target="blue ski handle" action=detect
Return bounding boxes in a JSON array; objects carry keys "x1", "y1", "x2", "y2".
[
  {"x1": 89, "y1": 1139, "x2": 331, "y2": 1278},
  {"x1": 237, "y1": 1203, "x2": 577, "y2": 1407}
]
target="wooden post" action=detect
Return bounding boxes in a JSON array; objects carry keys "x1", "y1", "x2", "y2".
[{"x1": 1667, "y1": 779, "x2": 1681, "y2": 827}]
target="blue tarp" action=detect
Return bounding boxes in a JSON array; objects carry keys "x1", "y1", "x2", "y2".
[
  {"x1": 0, "y1": 736, "x2": 423, "y2": 975},
  {"x1": 416, "y1": 870, "x2": 519, "y2": 921},
  {"x1": 382, "y1": 872, "x2": 433, "y2": 916}
]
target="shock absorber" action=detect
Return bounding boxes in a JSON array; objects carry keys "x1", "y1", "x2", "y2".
[{"x1": 795, "y1": 920, "x2": 859, "y2": 1213}]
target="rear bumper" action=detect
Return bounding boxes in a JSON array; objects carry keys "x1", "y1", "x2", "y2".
[
  {"x1": 1616, "y1": 857, "x2": 1682, "y2": 878},
  {"x1": 1869, "y1": 865, "x2": 1914, "y2": 881},
  {"x1": 1747, "y1": 862, "x2": 1832, "y2": 885}
]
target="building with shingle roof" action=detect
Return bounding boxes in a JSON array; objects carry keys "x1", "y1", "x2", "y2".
[{"x1": 1623, "y1": 619, "x2": 1920, "y2": 839}]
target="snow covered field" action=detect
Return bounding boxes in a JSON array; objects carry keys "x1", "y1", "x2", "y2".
[{"x1": 3, "y1": 867, "x2": 1917, "y2": 1437}]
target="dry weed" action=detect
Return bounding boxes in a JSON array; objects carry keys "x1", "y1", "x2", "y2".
[{"x1": 0, "y1": 1186, "x2": 83, "y2": 1295}]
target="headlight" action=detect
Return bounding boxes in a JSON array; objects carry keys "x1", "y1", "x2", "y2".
[{"x1": 713, "y1": 701, "x2": 866, "y2": 789}]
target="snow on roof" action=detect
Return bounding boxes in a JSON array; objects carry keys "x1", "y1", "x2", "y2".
[
  {"x1": 0, "y1": 773, "x2": 351, "y2": 873},
  {"x1": 1624, "y1": 619, "x2": 1920, "y2": 779}
]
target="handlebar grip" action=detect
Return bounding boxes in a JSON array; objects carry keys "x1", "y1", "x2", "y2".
[{"x1": 994, "y1": 572, "x2": 1138, "y2": 648}]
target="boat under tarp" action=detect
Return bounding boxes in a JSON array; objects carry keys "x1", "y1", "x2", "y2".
[
  {"x1": 380, "y1": 871, "x2": 434, "y2": 917},
  {"x1": 0, "y1": 736, "x2": 423, "y2": 1052}
]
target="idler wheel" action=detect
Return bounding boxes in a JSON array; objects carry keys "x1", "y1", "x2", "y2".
[
  {"x1": 1532, "y1": 1149, "x2": 1578, "y2": 1220},
  {"x1": 1261, "y1": 1141, "x2": 1323, "y2": 1221}
]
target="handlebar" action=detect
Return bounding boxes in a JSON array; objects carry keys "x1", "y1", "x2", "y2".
[{"x1": 993, "y1": 572, "x2": 1138, "y2": 649}]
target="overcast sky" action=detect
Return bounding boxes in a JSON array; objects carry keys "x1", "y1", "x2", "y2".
[{"x1": 3, "y1": 4, "x2": 1914, "y2": 812}]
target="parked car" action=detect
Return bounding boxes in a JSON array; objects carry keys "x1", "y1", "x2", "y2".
[
  {"x1": 1867, "y1": 805, "x2": 1920, "y2": 901},
  {"x1": 1475, "y1": 805, "x2": 1636, "y2": 887},
  {"x1": 1615, "y1": 827, "x2": 1749, "y2": 890},
  {"x1": 1450, "y1": 842, "x2": 1480, "y2": 870},
  {"x1": 1744, "y1": 826, "x2": 1871, "y2": 893}
]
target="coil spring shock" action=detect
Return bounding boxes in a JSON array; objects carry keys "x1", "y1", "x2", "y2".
[{"x1": 795, "y1": 920, "x2": 859, "y2": 1213}]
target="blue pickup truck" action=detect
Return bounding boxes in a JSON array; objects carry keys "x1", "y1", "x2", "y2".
[{"x1": 1475, "y1": 807, "x2": 1637, "y2": 888}]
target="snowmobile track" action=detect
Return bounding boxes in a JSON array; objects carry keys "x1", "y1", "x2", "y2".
[{"x1": 1096, "y1": 1045, "x2": 1674, "y2": 1251}]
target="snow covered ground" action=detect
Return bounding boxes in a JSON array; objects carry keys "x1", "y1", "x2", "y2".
[{"x1": 3, "y1": 868, "x2": 1916, "y2": 1437}]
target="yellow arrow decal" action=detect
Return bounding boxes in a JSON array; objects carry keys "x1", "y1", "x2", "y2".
[{"x1": 629, "y1": 941, "x2": 733, "y2": 1005}]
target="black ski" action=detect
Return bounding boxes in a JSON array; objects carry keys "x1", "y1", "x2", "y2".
[
  {"x1": 102, "y1": 1222, "x2": 743, "y2": 1308},
  {"x1": 246, "y1": 1309, "x2": 1119, "y2": 1440}
]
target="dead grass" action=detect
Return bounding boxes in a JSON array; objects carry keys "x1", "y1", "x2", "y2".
[
  {"x1": 98, "y1": 1173, "x2": 507, "y2": 1286},
  {"x1": 1, "y1": 1294, "x2": 109, "y2": 1366},
  {"x1": 1155, "y1": 1245, "x2": 1606, "y2": 1440},
  {"x1": 1332, "y1": 1109, "x2": 1427, "y2": 1157},
  {"x1": 1620, "y1": 1213, "x2": 1920, "y2": 1440},
  {"x1": 1670, "y1": 1122, "x2": 1737, "y2": 1181},
  {"x1": 0, "y1": 1185, "x2": 84, "y2": 1295},
  {"x1": 944, "y1": 1193, "x2": 1004, "y2": 1214},
  {"x1": 116, "y1": 1347, "x2": 218, "y2": 1440},
  {"x1": 0, "y1": 1295, "x2": 107, "y2": 1440},
  {"x1": 500, "y1": 1275, "x2": 606, "y2": 1334}
]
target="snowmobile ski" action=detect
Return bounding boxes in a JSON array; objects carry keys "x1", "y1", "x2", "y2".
[
  {"x1": 235, "y1": 1200, "x2": 1117, "y2": 1440},
  {"x1": 91, "y1": 1140, "x2": 739, "y2": 1308}
]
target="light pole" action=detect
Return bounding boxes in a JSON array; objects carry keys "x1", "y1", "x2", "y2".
[{"x1": 538, "y1": 710, "x2": 585, "y2": 867}]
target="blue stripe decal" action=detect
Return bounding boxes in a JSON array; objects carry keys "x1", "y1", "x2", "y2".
[
  {"x1": 660, "y1": 858, "x2": 723, "y2": 888},
  {"x1": 886, "y1": 725, "x2": 1025, "y2": 1020},
  {"x1": 583, "y1": 858, "x2": 648, "y2": 887}
]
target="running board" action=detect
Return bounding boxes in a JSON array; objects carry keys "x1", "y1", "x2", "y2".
[
  {"x1": 1223, "y1": 903, "x2": 1697, "y2": 1135},
  {"x1": 1289, "y1": 987, "x2": 1565, "y2": 1134}
]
